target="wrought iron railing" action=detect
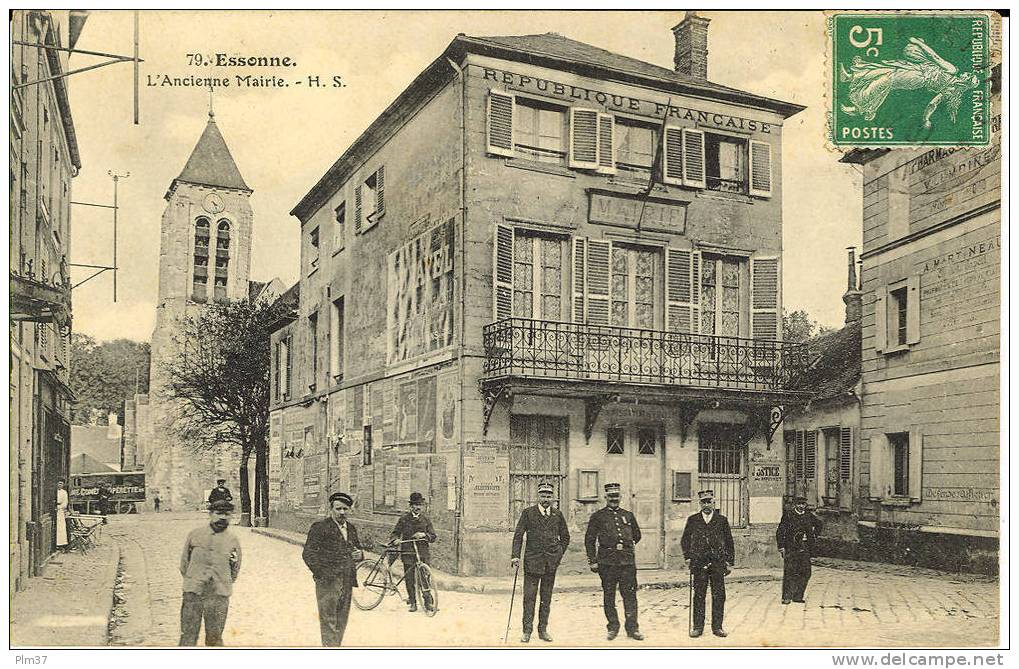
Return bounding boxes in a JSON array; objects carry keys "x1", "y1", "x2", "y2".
[{"x1": 482, "y1": 318, "x2": 808, "y2": 392}]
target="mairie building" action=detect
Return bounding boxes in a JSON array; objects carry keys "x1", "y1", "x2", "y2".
[{"x1": 269, "y1": 14, "x2": 811, "y2": 574}]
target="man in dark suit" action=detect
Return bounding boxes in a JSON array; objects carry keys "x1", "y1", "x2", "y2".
[
  {"x1": 208, "y1": 479, "x2": 232, "y2": 505},
  {"x1": 777, "y1": 495, "x2": 824, "y2": 604},
  {"x1": 585, "y1": 482, "x2": 644, "y2": 641},
  {"x1": 302, "y1": 491, "x2": 363, "y2": 646},
  {"x1": 681, "y1": 489, "x2": 735, "y2": 638},
  {"x1": 511, "y1": 481, "x2": 570, "y2": 643},
  {"x1": 390, "y1": 491, "x2": 437, "y2": 613}
]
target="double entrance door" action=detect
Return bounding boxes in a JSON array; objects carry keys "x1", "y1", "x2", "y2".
[{"x1": 603, "y1": 423, "x2": 664, "y2": 568}]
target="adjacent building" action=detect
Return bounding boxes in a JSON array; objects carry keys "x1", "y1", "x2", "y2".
[
  {"x1": 10, "y1": 10, "x2": 84, "y2": 592},
  {"x1": 840, "y1": 69, "x2": 1001, "y2": 573},
  {"x1": 271, "y1": 15, "x2": 810, "y2": 574}
]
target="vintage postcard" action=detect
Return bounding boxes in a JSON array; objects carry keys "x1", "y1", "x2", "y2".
[{"x1": 9, "y1": 9, "x2": 1005, "y2": 655}]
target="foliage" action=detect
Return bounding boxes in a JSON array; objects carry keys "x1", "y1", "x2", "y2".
[
  {"x1": 69, "y1": 334, "x2": 150, "y2": 424},
  {"x1": 782, "y1": 309, "x2": 835, "y2": 343}
]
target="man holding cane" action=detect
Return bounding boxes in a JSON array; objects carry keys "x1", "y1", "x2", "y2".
[
  {"x1": 511, "y1": 481, "x2": 569, "y2": 642},
  {"x1": 681, "y1": 489, "x2": 735, "y2": 638}
]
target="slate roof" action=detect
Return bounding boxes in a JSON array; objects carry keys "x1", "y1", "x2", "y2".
[
  {"x1": 267, "y1": 282, "x2": 300, "y2": 333},
  {"x1": 789, "y1": 319, "x2": 862, "y2": 403},
  {"x1": 70, "y1": 452, "x2": 117, "y2": 475},
  {"x1": 173, "y1": 115, "x2": 250, "y2": 192}
]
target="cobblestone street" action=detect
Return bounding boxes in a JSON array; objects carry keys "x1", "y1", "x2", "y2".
[{"x1": 98, "y1": 514, "x2": 1000, "y2": 648}]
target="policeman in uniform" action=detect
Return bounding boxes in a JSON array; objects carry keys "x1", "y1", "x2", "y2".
[
  {"x1": 776, "y1": 495, "x2": 823, "y2": 604},
  {"x1": 584, "y1": 482, "x2": 644, "y2": 641},
  {"x1": 681, "y1": 489, "x2": 735, "y2": 638},
  {"x1": 511, "y1": 481, "x2": 570, "y2": 642}
]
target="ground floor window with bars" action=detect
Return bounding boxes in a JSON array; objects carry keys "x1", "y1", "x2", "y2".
[
  {"x1": 508, "y1": 415, "x2": 566, "y2": 522},
  {"x1": 697, "y1": 423, "x2": 748, "y2": 528}
]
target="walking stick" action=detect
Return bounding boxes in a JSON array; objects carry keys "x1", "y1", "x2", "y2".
[
  {"x1": 504, "y1": 559, "x2": 521, "y2": 644},
  {"x1": 688, "y1": 566, "x2": 694, "y2": 637}
]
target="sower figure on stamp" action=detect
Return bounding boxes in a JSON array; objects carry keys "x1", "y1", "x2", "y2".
[
  {"x1": 511, "y1": 481, "x2": 570, "y2": 643},
  {"x1": 585, "y1": 482, "x2": 644, "y2": 641},
  {"x1": 777, "y1": 495, "x2": 823, "y2": 604},
  {"x1": 681, "y1": 489, "x2": 735, "y2": 638},
  {"x1": 178, "y1": 499, "x2": 242, "y2": 646},
  {"x1": 303, "y1": 491, "x2": 363, "y2": 646},
  {"x1": 389, "y1": 491, "x2": 437, "y2": 613}
]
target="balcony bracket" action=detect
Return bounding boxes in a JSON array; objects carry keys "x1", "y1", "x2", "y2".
[
  {"x1": 737, "y1": 404, "x2": 787, "y2": 449},
  {"x1": 480, "y1": 382, "x2": 511, "y2": 436},
  {"x1": 677, "y1": 403, "x2": 704, "y2": 445},
  {"x1": 584, "y1": 395, "x2": 611, "y2": 444},
  {"x1": 768, "y1": 405, "x2": 788, "y2": 446}
]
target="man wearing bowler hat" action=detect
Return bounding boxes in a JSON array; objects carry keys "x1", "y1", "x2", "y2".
[
  {"x1": 208, "y1": 478, "x2": 233, "y2": 505},
  {"x1": 178, "y1": 499, "x2": 242, "y2": 646},
  {"x1": 511, "y1": 480, "x2": 570, "y2": 642},
  {"x1": 584, "y1": 482, "x2": 644, "y2": 641},
  {"x1": 389, "y1": 491, "x2": 437, "y2": 612},
  {"x1": 303, "y1": 491, "x2": 363, "y2": 646},
  {"x1": 681, "y1": 489, "x2": 735, "y2": 637},
  {"x1": 776, "y1": 495, "x2": 823, "y2": 604}
]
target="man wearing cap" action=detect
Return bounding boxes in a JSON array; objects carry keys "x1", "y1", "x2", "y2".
[
  {"x1": 389, "y1": 491, "x2": 437, "y2": 613},
  {"x1": 303, "y1": 491, "x2": 364, "y2": 646},
  {"x1": 584, "y1": 482, "x2": 644, "y2": 641},
  {"x1": 178, "y1": 499, "x2": 242, "y2": 646},
  {"x1": 208, "y1": 478, "x2": 233, "y2": 505},
  {"x1": 511, "y1": 481, "x2": 570, "y2": 642},
  {"x1": 776, "y1": 496, "x2": 823, "y2": 604},
  {"x1": 681, "y1": 489, "x2": 735, "y2": 638}
]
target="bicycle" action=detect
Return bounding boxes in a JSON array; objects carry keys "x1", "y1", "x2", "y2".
[{"x1": 352, "y1": 538, "x2": 438, "y2": 616}]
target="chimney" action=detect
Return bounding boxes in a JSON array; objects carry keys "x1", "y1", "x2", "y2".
[
  {"x1": 672, "y1": 11, "x2": 711, "y2": 80},
  {"x1": 843, "y1": 247, "x2": 863, "y2": 325}
]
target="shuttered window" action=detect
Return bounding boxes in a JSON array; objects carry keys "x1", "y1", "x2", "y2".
[
  {"x1": 749, "y1": 140, "x2": 773, "y2": 197},
  {"x1": 585, "y1": 239, "x2": 611, "y2": 325},
  {"x1": 876, "y1": 277, "x2": 921, "y2": 353},
  {"x1": 572, "y1": 237, "x2": 586, "y2": 323},
  {"x1": 665, "y1": 248, "x2": 701, "y2": 333},
  {"x1": 794, "y1": 430, "x2": 805, "y2": 487},
  {"x1": 596, "y1": 113, "x2": 615, "y2": 174},
  {"x1": 662, "y1": 125, "x2": 684, "y2": 185},
  {"x1": 751, "y1": 256, "x2": 780, "y2": 340},
  {"x1": 784, "y1": 430, "x2": 797, "y2": 498},
  {"x1": 512, "y1": 230, "x2": 566, "y2": 321},
  {"x1": 486, "y1": 91, "x2": 515, "y2": 156},
  {"x1": 354, "y1": 185, "x2": 363, "y2": 234},
  {"x1": 804, "y1": 430, "x2": 817, "y2": 479},
  {"x1": 681, "y1": 128, "x2": 706, "y2": 188},
  {"x1": 516, "y1": 97, "x2": 568, "y2": 165},
  {"x1": 613, "y1": 117, "x2": 654, "y2": 177},
  {"x1": 493, "y1": 224, "x2": 514, "y2": 321},
  {"x1": 839, "y1": 427, "x2": 852, "y2": 482},
  {"x1": 569, "y1": 107, "x2": 599, "y2": 169},
  {"x1": 705, "y1": 133, "x2": 747, "y2": 194}
]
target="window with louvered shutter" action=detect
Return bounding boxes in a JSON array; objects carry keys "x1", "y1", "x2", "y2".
[
  {"x1": 839, "y1": 427, "x2": 852, "y2": 481},
  {"x1": 572, "y1": 237, "x2": 586, "y2": 323},
  {"x1": 794, "y1": 430, "x2": 805, "y2": 486},
  {"x1": 784, "y1": 430, "x2": 797, "y2": 498},
  {"x1": 596, "y1": 113, "x2": 615, "y2": 174},
  {"x1": 804, "y1": 430, "x2": 817, "y2": 479},
  {"x1": 569, "y1": 107, "x2": 599, "y2": 169},
  {"x1": 487, "y1": 91, "x2": 515, "y2": 156},
  {"x1": 586, "y1": 239, "x2": 610, "y2": 325},
  {"x1": 749, "y1": 140, "x2": 773, "y2": 197},
  {"x1": 751, "y1": 256, "x2": 780, "y2": 340},
  {"x1": 662, "y1": 126, "x2": 684, "y2": 185},
  {"x1": 354, "y1": 185, "x2": 363, "y2": 234},
  {"x1": 666, "y1": 248, "x2": 700, "y2": 333},
  {"x1": 493, "y1": 224, "x2": 514, "y2": 321},
  {"x1": 681, "y1": 128, "x2": 706, "y2": 188},
  {"x1": 374, "y1": 165, "x2": 385, "y2": 219}
]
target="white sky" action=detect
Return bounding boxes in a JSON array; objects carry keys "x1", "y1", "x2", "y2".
[{"x1": 66, "y1": 10, "x2": 862, "y2": 342}]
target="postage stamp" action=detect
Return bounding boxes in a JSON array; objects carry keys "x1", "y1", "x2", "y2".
[{"x1": 830, "y1": 12, "x2": 992, "y2": 147}]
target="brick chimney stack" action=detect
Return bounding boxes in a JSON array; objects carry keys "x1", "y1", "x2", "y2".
[
  {"x1": 843, "y1": 247, "x2": 863, "y2": 325},
  {"x1": 672, "y1": 11, "x2": 711, "y2": 80}
]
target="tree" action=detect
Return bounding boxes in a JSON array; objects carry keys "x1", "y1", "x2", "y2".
[
  {"x1": 782, "y1": 309, "x2": 835, "y2": 343},
  {"x1": 69, "y1": 334, "x2": 150, "y2": 424},
  {"x1": 162, "y1": 297, "x2": 285, "y2": 525}
]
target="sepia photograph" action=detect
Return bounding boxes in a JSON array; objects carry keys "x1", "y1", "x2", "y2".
[{"x1": 8, "y1": 7, "x2": 1006, "y2": 657}]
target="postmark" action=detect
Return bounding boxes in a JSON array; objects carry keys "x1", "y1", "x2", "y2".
[{"x1": 830, "y1": 12, "x2": 993, "y2": 147}]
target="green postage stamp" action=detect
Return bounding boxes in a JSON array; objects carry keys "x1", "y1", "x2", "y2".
[{"x1": 830, "y1": 12, "x2": 992, "y2": 146}]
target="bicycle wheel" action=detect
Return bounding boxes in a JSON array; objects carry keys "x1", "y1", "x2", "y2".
[
  {"x1": 352, "y1": 560, "x2": 388, "y2": 611},
  {"x1": 415, "y1": 564, "x2": 438, "y2": 616}
]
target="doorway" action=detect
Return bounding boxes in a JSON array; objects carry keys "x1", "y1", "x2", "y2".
[
  {"x1": 697, "y1": 423, "x2": 749, "y2": 528},
  {"x1": 603, "y1": 423, "x2": 664, "y2": 568}
]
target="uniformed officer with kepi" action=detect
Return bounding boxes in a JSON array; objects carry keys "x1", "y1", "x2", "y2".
[
  {"x1": 776, "y1": 495, "x2": 823, "y2": 604},
  {"x1": 584, "y1": 482, "x2": 644, "y2": 641},
  {"x1": 511, "y1": 481, "x2": 570, "y2": 642},
  {"x1": 681, "y1": 489, "x2": 735, "y2": 638}
]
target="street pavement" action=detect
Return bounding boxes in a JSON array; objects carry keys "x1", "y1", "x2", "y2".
[{"x1": 100, "y1": 513, "x2": 999, "y2": 648}]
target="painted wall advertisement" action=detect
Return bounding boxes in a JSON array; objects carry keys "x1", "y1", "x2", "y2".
[
  {"x1": 463, "y1": 442, "x2": 509, "y2": 530},
  {"x1": 268, "y1": 413, "x2": 282, "y2": 510},
  {"x1": 386, "y1": 218, "x2": 455, "y2": 366}
]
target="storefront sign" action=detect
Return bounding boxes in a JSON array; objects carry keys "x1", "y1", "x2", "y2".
[
  {"x1": 923, "y1": 487, "x2": 997, "y2": 503},
  {"x1": 752, "y1": 464, "x2": 781, "y2": 481},
  {"x1": 590, "y1": 193, "x2": 687, "y2": 232}
]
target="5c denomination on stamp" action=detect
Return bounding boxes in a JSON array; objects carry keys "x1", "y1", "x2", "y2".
[{"x1": 830, "y1": 12, "x2": 993, "y2": 147}]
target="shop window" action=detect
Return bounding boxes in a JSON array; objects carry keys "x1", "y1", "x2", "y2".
[
  {"x1": 514, "y1": 97, "x2": 568, "y2": 165},
  {"x1": 606, "y1": 427, "x2": 625, "y2": 455}
]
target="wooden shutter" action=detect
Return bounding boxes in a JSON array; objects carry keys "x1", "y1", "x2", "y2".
[
  {"x1": 375, "y1": 166, "x2": 385, "y2": 219},
  {"x1": 906, "y1": 275, "x2": 921, "y2": 345},
  {"x1": 749, "y1": 140, "x2": 773, "y2": 197},
  {"x1": 662, "y1": 125, "x2": 684, "y2": 185},
  {"x1": 681, "y1": 128, "x2": 706, "y2": 188},
  {"x1": 666, "y1": 248, "x2": 701, "y2": 333},
  {"x1": 868, "y1": 433, "x2": 886, "y2": 499},
  {"x1": 586, "y1": 239, "x2": 611, "y2": 325},
  {"x1": 284, "y1": 336, "x2": 293, "y2": 399},
  {"x1": 486, "y1": 91, "x2": 515, "y2": 156},
  {"x1": 493, "y1": 224, "x2": 514, "y2": 321},
  {"x1": 354, "y1": 185, "x2": 363, "y2": 234},
  {"x1": 596, "y1": 113, "x2": 615, "y2": 174},
  {"x1": 572, "y1": 237, "x2": 586, "y2": 323},
  {"x1": 874, "y1": 287, "x2": 888, "y2": 353},
  {"x1": 804, "y1": 430, "x2": 817, "y2": 480},
  {"x1": 794, "y1": 430, "x2": 804, "y2": 485},
  {"x1": 908, "y1": 425, "x2": 923, "y2": 501},
  {"x1": 751, "y1": 256, "x2": 780, "y2": 340},
  {"x1": 569, "y1": 107, "x2": 599, "y2": 169},
  {"x1": 839, "y1": 427, "x2": 852, "y2": 481}
]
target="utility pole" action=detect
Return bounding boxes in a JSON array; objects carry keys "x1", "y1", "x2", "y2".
[{"x1": 108, "y1": 171, "x2": 130, "y2": 302}]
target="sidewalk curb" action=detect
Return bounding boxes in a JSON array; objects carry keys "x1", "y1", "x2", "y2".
[{"x1": 250, "y1": 527, "x2": 782, "y2": 594}]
